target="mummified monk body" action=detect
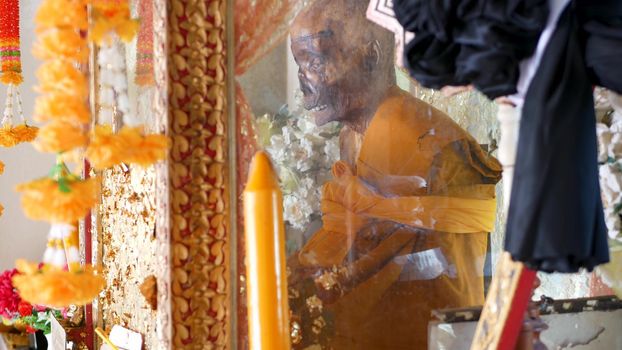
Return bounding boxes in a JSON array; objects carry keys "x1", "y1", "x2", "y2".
[{"x1": 286, "y1": 0, "x2": 502, "y2": 348}]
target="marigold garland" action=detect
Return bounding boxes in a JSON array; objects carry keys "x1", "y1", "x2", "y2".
[
  {"x1": 127, "y1": 131, "x2": 168, "y2": 166},
  {"x1": 32, "y1": 28, "x2": 89, "y2": 63},
  {"x1": 135, "y1": 0, "x2": 154, "y2": 86},
  {"x1": 90, "y1": 0, "x2": 140, "y2": 44},
  {"x1": 34, "y1": 121, "x2": 88, "y2": 153},
  {"x1": 35, "y1": 60, "x2": 89, "y2": 99},
  {"x1": 0, "y1": 124, "x2": 39, "y2": 147},
  {"x1": 16, "y1": 176, "x2": 99, "y2": 224},
  {"x1": 8, "y1": 0, "x2": 109, "y2": 311},
  {"x1": 86, "y1": 125, "x2": 168, "y2": 169},
  {"x1": 34, "y1": 94, "x2": 90, "y2": 124},
  {"x1": 12, "y1": 124, "x2": 38, "y2": 143},
  {"x1": 34, "y1": 0, "x2": 88, "y2": 32},
  {"x1": 12, "y1": 260, "x2": 104, "y2": 308},
  {"x1": 0, "y1": 0, "x2": 23, "y2": 85},
  {"x1": 0, "y1": 80, "x2": 38, "y2": 148}
]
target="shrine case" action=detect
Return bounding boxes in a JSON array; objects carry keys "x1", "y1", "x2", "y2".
[{"x1": 88, "y1": 1, "x2": 585, "y2": 349}]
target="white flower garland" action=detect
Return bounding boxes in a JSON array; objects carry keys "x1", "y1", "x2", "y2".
[
  {"x1": 253, "y1": 94, "x2": 341, "y2": 236},
  {"x1": 97, "y1": 35, "x2": 141, "y2": 127}
]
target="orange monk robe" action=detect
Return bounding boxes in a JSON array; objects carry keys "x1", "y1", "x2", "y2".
[{"x1": 294, "y1": 86, "x2": 502, "y2": 349}]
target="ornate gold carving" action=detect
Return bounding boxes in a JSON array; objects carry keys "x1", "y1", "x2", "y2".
[
  {"x1": 153, "y1": 0, "x2": 172, "y2": 348},
  {"x1": 470, "y1": 253, "x2": 529, "y2": 350},
  {"x1": 168, "y1": 0, "x2": 229, "y2": 349}
]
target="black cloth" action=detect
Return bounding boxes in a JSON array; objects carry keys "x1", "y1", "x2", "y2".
[
  {"x1": 505, "y1": 3, "x2": 615, "y2": 272},
  {"x1": 395, "y1": 0, "x2": 622, "y2": 272},
  {"x1": 578, "y1": 0, "x2": 622, "y2": 94},
  {"x1": 393, "y1": 0, "x2": 549, "y2": 99}
]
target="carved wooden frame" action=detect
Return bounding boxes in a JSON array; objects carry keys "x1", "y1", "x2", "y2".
[
  {"x1": 168, "y1": 0, "x2": 231, "y2": 349},
  {"x1": 167, "y1": 1, "x2": 531, "y2": 349}
]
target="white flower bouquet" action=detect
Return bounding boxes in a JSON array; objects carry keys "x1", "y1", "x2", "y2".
[
  {"x1": 596, "y1": 89, "x2": 622, "y2": 244},
  {"x1": 253, "y1": 101, "x2": 341, "y2": 253}
]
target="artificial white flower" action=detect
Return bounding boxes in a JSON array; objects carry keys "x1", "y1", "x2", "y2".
[
  {"x1": 300, "y1": 135, "x2": 314, "y2": 154},
  {"x1": 113, "y1": 72, "x2": 128, "y2": 91},
  {"x1": 278, "y1": 166, "x2": 299, "y2": 194},
  {"x1": 268, "y1": 134, "x2": 287, "y2": 162},
  {"x1": 597, "y1": 123, "x2": 612, "y2": 163},
  {"x1": 282, "y1": 126, "x2": 293, "y2": 144},
  {"x1": 324, "y1": 138, "x2": 340, "y2": 162},
  {"x1": 296, "y1": 117, "x2": 316, "y2": 134},
  {"x1": 600, "y1": 163, "x2": 622, "y2": 207},
  {"x1": 100, "y1": 87, "x2": 115, "y2": 106},
  {"x1": 118, "y1": 93, "x2": 130, "y2": 115},
  {"x1": 610, "y1": 132, "x2": 622, "y2": 159},
  {"x1": 605, "y1": 207, "x2": 621, "y2": 239}
]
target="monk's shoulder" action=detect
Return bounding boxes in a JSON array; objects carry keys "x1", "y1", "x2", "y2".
[{"x1": 374, "y1": 90, "x2": 468, "y2": 144}]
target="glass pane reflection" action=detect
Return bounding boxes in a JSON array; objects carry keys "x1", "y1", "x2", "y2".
[{"x1": 236, "y1": 0, "x2": 504, "y2": 348}]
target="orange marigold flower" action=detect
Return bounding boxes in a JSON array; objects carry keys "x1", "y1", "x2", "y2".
[
  {"x1": 0, "y1": 125, "x2": 39, "y2": 147},
  {"x1": 12, "y1": 260, "x2": 105, "y2": 308},
  {"x1": 34, "y1": 121, "x2": 87, "y2": 153},
  {"x1": 12, "y1": 125, "x2": 39, "y2": 143},
  {"x1": 0, "y1": 161, "x2": 4, "y2": 175},
  {"x1": 125, "y1": 132, "x2": 168, "y2": 167},
  {"x1": 35, "y1": 60, "x2": 88, "y2": 99},
  {"x1": 84, "y1": 125, "x2": 127, "y2": 169},
  {"x1": 86, "y1": 125, "x2": 168, "y2": 169},
  {"x1": 58, "y1": 150, "x2": 85, "y2": 169},
  {"x1": 33, "y1": 28, "x2": 89, "y2": 62},
  {"x1": 16, "y1": 177, "x2": 99, "y2": 224},
  {"x1": 1, "y1": 71, "x2": 24, "y2": 86},
  {"x1": 89, "y1": 0, "x2": 139, "y2": 44},
  {"x1": 90, "y1": 16, "x2": 139, "y2": 44},
  {"x1": 0, "y1": 203, "x2": 3, "y2": 217},
  {"x1": 134, "y1": 73, "x2": 155, "y2": 87},
  {"x1": 35, "y1": 94, "x2": 90, "y2": 124},
  {"x1": 35, "y1": 0, "x2": 88, "y2": 31}
]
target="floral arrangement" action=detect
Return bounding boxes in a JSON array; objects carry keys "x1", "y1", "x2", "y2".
[
  {"x1": 253, "y1": 100, "x2": 340, "y2": 251},
  {"x1": 12, "y1": 260, "x2": 104, "y2": 309},
  {"x1": 0, "y1": 268, "x2": 63, "y2": 334},
  {"x1": 0, "y1": 0, "x2": 38, "y2": 148},
  {"x1": 86, "y1": 0, "x2": 167, "y2": 169},
  {"x1": 7, "y1": 0, "x2": 168, "y2": 309},
  {"x1": 12, "y1": 0, "x2": 97, "y2": 308},
  {"x1": 596, "y1": 89, "x2": 622, "y2": 244},
  {"x1": 595, "y1": 89, "x2": 622, "y2": 297}
]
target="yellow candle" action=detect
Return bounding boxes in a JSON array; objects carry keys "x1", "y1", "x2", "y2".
[{"x1": 244, "y1": 151, "x2": 291, "y2": 350}]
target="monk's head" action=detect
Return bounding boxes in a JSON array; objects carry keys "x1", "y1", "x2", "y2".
[{"x1": 290, "y1": 0, "x2": 396, "y2": 126}]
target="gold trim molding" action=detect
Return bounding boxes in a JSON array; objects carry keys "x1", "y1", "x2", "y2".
[{"x1": 168, "y1": 0, "x2": 230, "y2": 348}]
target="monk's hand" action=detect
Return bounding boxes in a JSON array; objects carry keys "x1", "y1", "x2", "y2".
[
  {"x1": 312, "y1": 266, "x2": 348, "y2": 304},
  {"x1": 287, "y1": 254, "x2": 323, "y2": 286}
]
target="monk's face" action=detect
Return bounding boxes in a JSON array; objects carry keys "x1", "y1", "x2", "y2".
[{"x1": 290, "y1": 12, "x2": 372, "y2": 126}]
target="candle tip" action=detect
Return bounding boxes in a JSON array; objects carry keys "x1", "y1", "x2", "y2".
[{"x1": 245, "y1": 151, "x2": 280, "y2": 191}]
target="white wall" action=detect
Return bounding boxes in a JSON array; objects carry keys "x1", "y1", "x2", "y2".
[{"x1": 0, "y1": 0, "x2": 53, "y2": 271}]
